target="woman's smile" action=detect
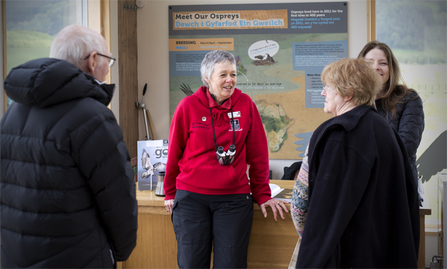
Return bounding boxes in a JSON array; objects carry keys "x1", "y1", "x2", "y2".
[{"x1": 207, "y1": 61, "x2": 237, "y2": 105}]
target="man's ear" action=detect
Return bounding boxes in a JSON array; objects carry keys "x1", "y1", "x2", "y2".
[{"x1": 86, "y1": 52, "x2": 98, "y2": 74}]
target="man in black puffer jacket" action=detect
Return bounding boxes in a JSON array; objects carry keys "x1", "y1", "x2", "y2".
[{"x1": 1, "y1": 25, "x2": 138, "y2": 268}]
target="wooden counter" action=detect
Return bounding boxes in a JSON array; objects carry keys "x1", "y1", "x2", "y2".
[
  {"x1": 121, "y1": 186, "x2": 178, "y2": 268},
  {"x1": 120, "y1": 180, "x2": 430, "y2": 269},
  {"x1": 120, "y1": 180, "x2": 296, "y2": 268}
]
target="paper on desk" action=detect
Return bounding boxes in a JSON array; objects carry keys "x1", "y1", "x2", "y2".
[
  {"x1": 269, "y1": 183, "x2": 293, "y2": 203},
  {"x1": 269, "y1": 183, "x2": 284, "y2": 198}
]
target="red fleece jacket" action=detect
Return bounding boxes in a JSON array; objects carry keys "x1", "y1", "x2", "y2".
[{"x1": 164, "y1": 86, "x2": 271, "y2": 205}]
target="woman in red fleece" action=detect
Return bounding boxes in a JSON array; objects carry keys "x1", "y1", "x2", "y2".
[{"x1": 164, "y1": 50, "x2": 288, "y2": 268}]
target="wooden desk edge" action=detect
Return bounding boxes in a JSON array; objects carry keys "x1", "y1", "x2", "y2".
[{"x1": 136, "y1": 181, "x2": 430, "y2": 216}]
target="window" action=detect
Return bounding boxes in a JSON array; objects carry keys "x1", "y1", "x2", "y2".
[
  {"x1": 3, "y1": 0, "x2": 87, "y2": 107},
  {"x1": 376, "y1": 0, "x2": 446, "y2": 236}
]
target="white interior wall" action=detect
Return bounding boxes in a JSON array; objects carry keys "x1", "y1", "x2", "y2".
[{"x1": 110, "y1": 0, "x2": 120, "y2": 122}]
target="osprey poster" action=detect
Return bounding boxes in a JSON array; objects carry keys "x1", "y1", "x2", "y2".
[{"x1": 168, "y1": 2, "x2": 348, "y2": 159}]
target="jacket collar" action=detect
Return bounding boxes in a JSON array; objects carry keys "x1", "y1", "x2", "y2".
[
  {"x1": 312, "y1": 105, "x2": 376, "y2": 146},
  {"x1": 4, "y1": 58, "x2": 115, "y2": 108},
  {"x1": 330, "y1": 105, "x2": 375, "y2": 132},
  {"x1": 205, "y1": 87, "x2": 231, "y2": 109}
]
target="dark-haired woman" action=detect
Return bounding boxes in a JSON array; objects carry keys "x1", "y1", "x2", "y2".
[{"x1": 358, "y1": 41, "x2": 425, "y2": 194}]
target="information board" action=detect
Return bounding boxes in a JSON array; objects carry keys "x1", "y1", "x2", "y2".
[{"x1": 169, "y1": 2, "x2": 348, "y2": 159}]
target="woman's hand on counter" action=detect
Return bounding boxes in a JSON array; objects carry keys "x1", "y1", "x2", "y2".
[
  {"x1": 260, "y1": 198, "x2": 289, "y2": 221},
  {"x1": 164, "y1": 199, "x2": 174, "y2": 214}
]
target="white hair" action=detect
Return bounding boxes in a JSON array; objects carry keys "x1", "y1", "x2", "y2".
[
  {"x1": 200, "y1": 50, "x2": 237, "y2": 87},
  {"x1": 49, "y1": 25, "x2": 106, "y2": 70}
]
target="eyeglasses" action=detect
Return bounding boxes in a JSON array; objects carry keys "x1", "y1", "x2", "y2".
[
  {"x1": 83, "y1": 52, "x2": 116, "y2": 67},
  {"x1": 322, "y1": 84, "x2": 335, "y2": 93}
]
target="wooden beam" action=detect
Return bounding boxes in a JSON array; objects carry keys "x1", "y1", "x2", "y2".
[
  {"x1": 367, "y1": 0, "x2": 376, "y2": 42},
  {"x1": 101, "y1": 0, "x2": 111, "y2": 47},
  {"x1": 117, "y1": 0, "x2": 139, "y2": 158}
]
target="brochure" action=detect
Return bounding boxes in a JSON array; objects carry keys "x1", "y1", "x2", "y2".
[{"x1": 137, "y1": 139, "x2": 168, "y2": 191}]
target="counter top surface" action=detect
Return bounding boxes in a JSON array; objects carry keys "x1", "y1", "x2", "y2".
[
  {"x1": 136, "y1": 180, "x2": 293, "y2": 210},
  {"x1": 135, "y1": 179, "x2": 430, "y2": 213}
]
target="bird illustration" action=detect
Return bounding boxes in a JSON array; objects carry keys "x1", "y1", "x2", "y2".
[
  {"x1": 417, "y1": 130, "x2": 446, "y2": 183},
  {"x1": 141, "y1": 149, "x2": 154, "y2": 179},
  {"x1": 153, "y1": 162, "x2": 167, "y2": 172},
  {"x1": 180, "y1": 83, "x2": 194, "y2": 96},
  {"x1": 265, "y1": 53, "x2": 275, "y2": 63},
  {"x1": 252, "y1": 53, "x2": 276, "y2": 66}
]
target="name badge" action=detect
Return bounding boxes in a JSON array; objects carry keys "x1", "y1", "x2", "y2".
[{"x1": 228, "y1": 111, "x2": 241, "y2": 118}]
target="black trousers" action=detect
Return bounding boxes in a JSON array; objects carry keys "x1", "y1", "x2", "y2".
[{"x1": 172, "y1": 190, "x2": 253, "y2": 269}]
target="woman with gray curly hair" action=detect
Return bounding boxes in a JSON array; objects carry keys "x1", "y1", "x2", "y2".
[
  {"x1": 164, "y1": 50, "x2": 288, "y2": 268},
  {"x1": 291, "y1": 58, "x2": 419, "y2": 268}
]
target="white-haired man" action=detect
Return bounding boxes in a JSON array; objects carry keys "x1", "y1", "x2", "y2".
[{"x1": 1, "y1": 25, "x2": 137, "y2": 268}]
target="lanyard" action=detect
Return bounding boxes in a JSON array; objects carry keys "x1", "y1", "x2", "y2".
[{"x1": 209, "y1": 104, "x2": 235, "y2": 152}]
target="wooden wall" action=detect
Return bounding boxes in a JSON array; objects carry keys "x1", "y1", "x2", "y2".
[{"x1": 117, "y1": 0, "x2": 139, "y2": 158}]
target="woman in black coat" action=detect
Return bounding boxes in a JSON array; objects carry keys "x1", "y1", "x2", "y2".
[{"x1": 358, "y1": 41, "x2": 425, "y2": 189}]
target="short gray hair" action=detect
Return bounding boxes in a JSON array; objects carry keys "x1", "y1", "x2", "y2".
[
  {"x1": 49, "y1": 25, "x2": 106, "y2": 70},
  {"x1": 200, "y1": 50, "x2": 237, "y2": 87}
]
